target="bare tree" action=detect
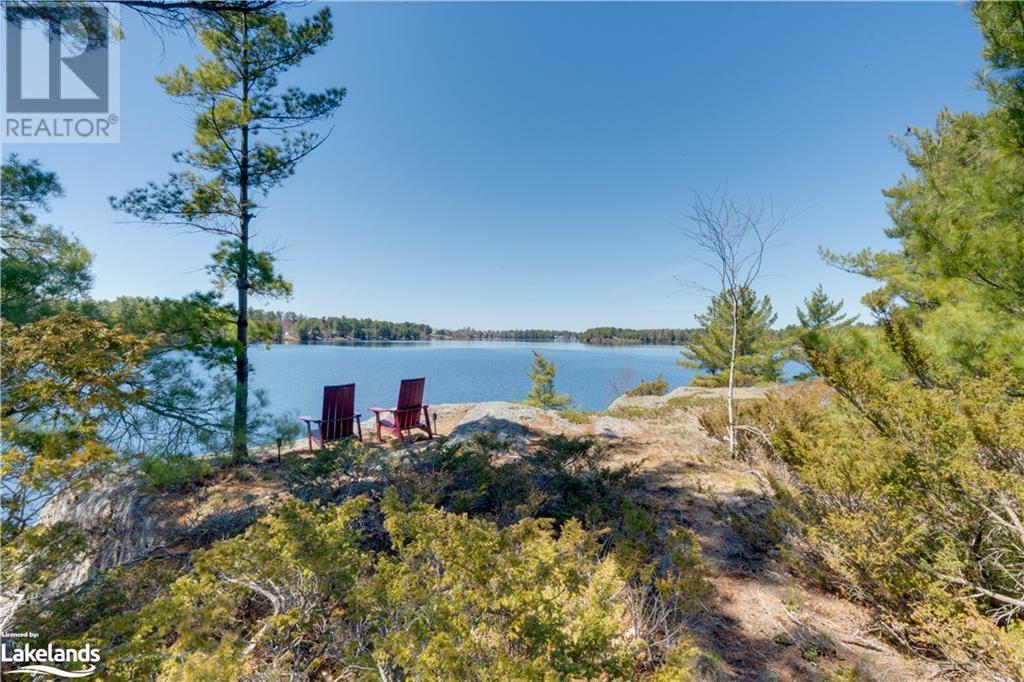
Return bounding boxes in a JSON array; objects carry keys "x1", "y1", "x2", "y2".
[
  {"x1": 608, "y1": 367, "x2": 638, "y2": 400},
  {"x1": 680, "y1": 190, "x2": 783, "y2": 457}
]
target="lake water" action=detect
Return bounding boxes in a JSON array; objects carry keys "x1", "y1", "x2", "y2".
[{"x1": 248, "y1": 341, "x2": 703, "y2": 417}]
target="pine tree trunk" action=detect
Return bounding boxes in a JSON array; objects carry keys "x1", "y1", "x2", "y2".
[{"x1": 232, "y1": 16, "x2": 251, "y2": 464}]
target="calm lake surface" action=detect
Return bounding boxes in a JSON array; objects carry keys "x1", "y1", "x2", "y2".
[{"x1": 248, "y1": 341, "x2": 705, "y2": 416}]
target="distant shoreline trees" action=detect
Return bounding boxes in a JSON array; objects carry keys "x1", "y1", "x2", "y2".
[
  {"x1": 433, "y1": 328, "x2": 575, "y2": 342},
  {"x1": 578, "y1": 327, "x2": 691, "y2": 345},
  {"x1": 249, "y1": 310, "x2": 432, "y2": 344},
  {"x1": 238, "y1": 316, "x2": 703, "y2": 346}
]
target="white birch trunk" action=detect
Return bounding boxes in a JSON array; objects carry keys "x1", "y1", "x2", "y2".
[{"x1": 727, "y1": 289, "x2": 738, "y2": 457}]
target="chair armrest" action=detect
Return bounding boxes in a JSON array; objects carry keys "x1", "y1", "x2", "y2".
[
  {"x1": 320, "y1": 414, "x2": 361, "y2": 422},
  {"x1": 369, "y1": 407, "x2": 395, "y2": 414},
  {"x1": 298, "y1": 416, "x2": 319, "y2": 423}
]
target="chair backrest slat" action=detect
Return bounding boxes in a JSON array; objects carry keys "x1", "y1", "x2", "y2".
[
  {"x1": 395, "y1": 378, "x2": 425, "y2": 429},
  {"x1": 321, "y1": 384, "x2": 355, "y2": 442}
]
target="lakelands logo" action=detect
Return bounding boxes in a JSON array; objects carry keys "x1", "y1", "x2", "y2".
[
  {"x1": 1, "y1": 1, "x2": 120, "y2": 142},
  {"x1": 1, "y1": 634, "x2": 100, "y2": 678}
]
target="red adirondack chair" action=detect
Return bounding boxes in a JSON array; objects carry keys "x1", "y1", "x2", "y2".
[
  {"x1": 299, "y1": 383, "x2": 362, "y2": 449},
  {"x1": 370, "y1": 378, "x2": 433, "y2": 443}
]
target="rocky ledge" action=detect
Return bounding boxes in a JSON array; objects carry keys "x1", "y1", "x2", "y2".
[
  {"x1": 445, "y1": 401, "x2": 638, "y2": 449},
  {"x1": 606, "y1": 384, "x2": 770, "y2": 411}
]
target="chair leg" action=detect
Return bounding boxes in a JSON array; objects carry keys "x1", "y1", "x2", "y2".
[
  {"x1": 375, "y1": 415, "x2": 382, "y2": 442},
  {"x1": 423, "y1": 407, "x2": 433, "y2": 438},
  {"x1": 306, "y1": 423, "x2": 313, "y2": 451}
]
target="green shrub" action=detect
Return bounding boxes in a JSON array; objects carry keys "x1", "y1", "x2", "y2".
[
  {"x1": 651, "y1": 640, "x2": 700, "y2": 682},
  {"x1": 656, "y1": 526, "x2": 716, "y2": 610},
  {"x1": 417, "y1": 436, "x2": 717, "y2": 621},
  {"x1": 393, "y1": 434, "x2": 715, "y2": 669},
  {"x1": 364, "y1": 494, "x2": 639, "y2": 679},
  {"x1": 604, "y1": 404, "x2": 659, "y2": 421},
  {"x1": 626, "y1": 373, "x2": 670, "y2": 397},
  {"x1": 689, "y1": 370, "x2": 761, "y2": 388},
  {"x1": 13, "y1": 558, "x2": 184, "y2": 641},
  {"x1": 412, "y1": 434, "x2": 536, "y2": 523},
  {"x1": 137, "y1": 454, "x2": 213, "y2": 488},
  {"x1": 29, "y1": 436, "x2": 711, "y2": 680},
  {"x1": 730, "y1": 374, "x2": 1024, "y2": 678},
  {"x1": 523, "y1": 436, "x2": 645, "y2": 527},
  {"x1": 286, "y1": 438, "x2": 389, "y2": 501},
  {"x1": 559, "y1": 408, "x2": 595, "y2": 424},
  {"x1": 606, "y1": 395, "x2": 719, "y2": 422},
  {"x1": 696, "y1": 397, "x2": 772, "y2": 456},
  {"x1": 86, "y1": 495, "x2": 668, "y2": 680},
  {"x1": 396, "y1": 435, "x2": 652, "y2": 536}
]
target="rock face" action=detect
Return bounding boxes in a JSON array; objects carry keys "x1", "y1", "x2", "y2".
[
  {"x1": 447, "y1": 402, "x2": 580, "y2": 451},
  {"x1": 0, "y1": 476, "x2": 188, "y2": 630},
  {"x1": 2, "y1": 467, "x2": 279, "y2": 627},
  {"x1": 34, "y1": 478, "x2": 185, "y2": 592},
  {"x1": 607, "y1": 385, "x2": 771, "y2": 411},
  {"x1": 590, "y1": 416, "x2": 641, "y2": 439},
  {"x1": 445, "y1": 402, "x2": 642, "y2": 450}
]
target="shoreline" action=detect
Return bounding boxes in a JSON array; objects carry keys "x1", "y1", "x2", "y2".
[{"x1": 270, "y1": 337, "x2": 693, "y2": 348}]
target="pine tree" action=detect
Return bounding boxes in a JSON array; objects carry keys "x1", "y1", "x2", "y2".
[
  {"x1": 524, "y1": 351, "x2": 570, "y2": 409},
  {"x1": 1, "y1": 156, "x2": 93, "y2": 325},
  {"x1": 819, "y1": 6, "x2": 1024, "y2": 381},
  {"x1": 774, "y1": 8, "x2": 1024, "y2": 670},
  {"x1": 796, "y1": 284, "x2": 856, "y2": 330},
  {"x1": 680, "y1": 286, "x2": 781, "y2": 382},
  {"x1": 112, "y1": 9, "x2": 344, "y2": 462}
]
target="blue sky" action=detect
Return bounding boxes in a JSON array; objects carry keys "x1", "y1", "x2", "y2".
[{"x1": 12, "y1": 2, "x2": 987, "y2": 330}]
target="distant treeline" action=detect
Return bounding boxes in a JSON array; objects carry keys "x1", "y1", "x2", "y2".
[
  {"x1": 89, "y1": 302, "x2": 713, "y2": 347},
  {"x1": 432, "y1": 328, "x2": 576, "y2": 342},
  {"x1": 578, "y1": 327, "x2": 692, "y2": 345},
  {"x1": 248, "y1": 314, "x2": 698, "y2": 345},
  {"x1": 249, "y1": 310, "x2": 432, "y2": 343},
  {"x1": 420, "y1": 327, "x2": 697, "y2": 345},
  {"x1": 88, "y1": 300, "x2": 822, "y2": 349}
]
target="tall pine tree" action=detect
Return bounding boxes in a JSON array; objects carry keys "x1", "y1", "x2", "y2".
[
  {"x1": 822, "y1": 3, "x2": 1023, "y2": 380},
  {"x1": 113, "y1": 9, "x2": 344, "y2": 462}
]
